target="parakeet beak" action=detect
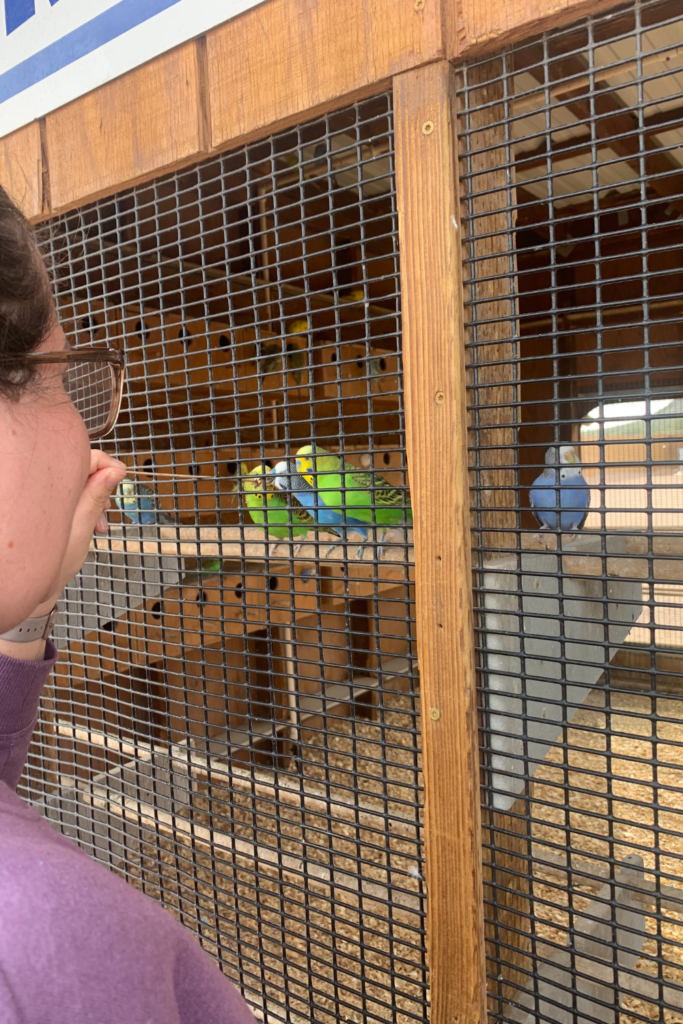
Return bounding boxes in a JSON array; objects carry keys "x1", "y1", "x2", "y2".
[{"x1": 564, "y1": 449, "x2": 577, "y2": 463}]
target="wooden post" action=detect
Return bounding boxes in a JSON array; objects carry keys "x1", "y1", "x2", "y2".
[
  {"x1": 394, "y1": 61, "x2": 487, "y2": 1024},
  {"x1": 457, "y1": 59, "x2": 533, "y2": 1012}
]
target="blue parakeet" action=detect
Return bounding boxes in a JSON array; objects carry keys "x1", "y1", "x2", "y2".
[
  {"x1": 272, "y1": 459, "x2": 356, "y2": 556},
  {"x1": 293, "y1": 445, "x2": 412, "y2": 558},
  {"x1": 115, "y1": 478, "x2": 178, "y2": 527},
  {"x1": 529, "y1": 445, "x2": 590, "y2": 538}
]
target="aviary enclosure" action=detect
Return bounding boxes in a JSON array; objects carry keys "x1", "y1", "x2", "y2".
[{"x1": 9, "y1": 0, "x2": 683, "y2": 1021}]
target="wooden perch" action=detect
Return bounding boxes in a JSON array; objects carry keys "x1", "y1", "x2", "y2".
[{"x1": 93, "y1": 524, "x2": 415, "y2": 574}]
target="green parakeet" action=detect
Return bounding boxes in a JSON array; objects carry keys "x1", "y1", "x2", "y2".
[
  {"x1": 295, "y1": 444, "x2": 412, "y2": 557},
  {"x1": 287, "y1": 319, "x2": 310, "y2": 386},
  {"x1": 243, "y1": 464, "x2": 315, "y2": 555},
  {"x1": 181, "y1": 558, "x2": 223, "y2": 587},
  {"x1": 259, "y1": 326, "x2": 308, "y2": 386}
]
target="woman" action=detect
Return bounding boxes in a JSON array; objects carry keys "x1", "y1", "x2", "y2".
[{"x1": 0, "y1": 187, "x2": 254, "y2": 1024}]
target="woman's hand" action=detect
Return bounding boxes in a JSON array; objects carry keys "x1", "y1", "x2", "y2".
[{"x1": 30, "y1": 449, "x2": 127, "y2": 618}]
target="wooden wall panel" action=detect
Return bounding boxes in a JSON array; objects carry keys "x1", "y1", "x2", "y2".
[
  {"x1": 207, "y1": 0, "x2": 444, "y2": 150},
  {"x1": 45, "y1": 42, "x2": 206, "y2": 213},
  {"x1": 0, "y1": 0, "x2": 634, "y2": 217},
  {"x1": 394, "y1": 61, "x2": 486, "y2": 1024},
  {"x1": 0, "y1": 122, "x2": 42, "y2": 220}
]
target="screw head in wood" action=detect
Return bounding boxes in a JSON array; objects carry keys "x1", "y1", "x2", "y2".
[
  {"x1": 414, "y1": 0, "x2": 425, "y2": 8},
  {"x1": 422, "y1": 120, "x2": 434, "y2": 135},
  {"x1": 435, "y1": 390, "x2": 445, "y2": 404},
  {"x1": 430, "y1": 708, "x2": 441, "y2": 721}
]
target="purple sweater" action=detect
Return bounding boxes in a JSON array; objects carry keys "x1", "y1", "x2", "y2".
[{"x1": 0, "y1": 644, "x2": 255, "y2": 1024}]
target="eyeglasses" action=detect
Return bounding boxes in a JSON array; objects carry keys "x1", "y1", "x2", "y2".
[{"x1": 0, "y1": 346, "x2": 126, "y2": 440}]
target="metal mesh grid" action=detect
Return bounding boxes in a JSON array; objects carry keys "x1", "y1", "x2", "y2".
[
  {"x1": 63, "y1": 357, "x2": 119, "y2": 437},
  {"x1": 22, "y1": 92, "x2": 425, "y2": 1024},
  {"x1": 459, "y1": 0, "x2": 683, "y2": 1020}
]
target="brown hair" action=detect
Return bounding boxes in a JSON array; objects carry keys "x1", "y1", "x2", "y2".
[{"x1": 0, "y1": 185, "x2": 55, "y2": 397}]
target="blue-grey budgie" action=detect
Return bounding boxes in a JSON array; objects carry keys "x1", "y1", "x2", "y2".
[
  {"x1": 529, "y1": 445, "x2": 590, "y2": 538},
  {"x1": 115, "y1": 478, "x2": 178, "y2": 526}
]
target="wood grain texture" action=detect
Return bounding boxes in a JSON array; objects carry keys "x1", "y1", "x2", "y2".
[
  {"x1": 46, "y1": 42, "x2": 206, "y2": 213},
  {"x1": 453, "y1": 0, "x2": 626, "y2": 59},
  {"x1": 394, "y1": 61, "x2": 486, "y2": 1024},
  {"x1": 208, "y1": 0, "x2": 443, "y2": 150},
  {"x1": 0, "y1": 122, "x2": 42, "y2": 220},
  {"x1": 459, "y1": 59, "x2": 517, "y2": 554},
  {"x1": 455, "y1": 59, "x2": 532, "y2": 1011}
]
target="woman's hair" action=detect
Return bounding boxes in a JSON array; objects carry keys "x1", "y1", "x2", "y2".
[{"x1": 0, "y1": 185, "x2": 55, "y2": 397}]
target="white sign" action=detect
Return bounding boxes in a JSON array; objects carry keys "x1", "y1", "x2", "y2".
[{"x1": 0, "y1": 0, "x2": 266, "y2": 138}]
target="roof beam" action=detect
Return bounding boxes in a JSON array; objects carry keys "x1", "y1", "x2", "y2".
[
  {"x1": 516, "y1": 101, "x2": 683, "y2": 172},
  {"x1": 524, "y1": 52, "x2": 683, "y2": 214}
]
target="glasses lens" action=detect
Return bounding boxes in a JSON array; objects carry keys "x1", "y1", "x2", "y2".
[{"x1": 63, "y1": 359, "x2": 117, "y2": 439}]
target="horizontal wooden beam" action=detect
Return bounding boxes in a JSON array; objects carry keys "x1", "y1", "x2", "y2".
[
  {"x1": 1, "y1": 0, "x2": 446, "y2": 220},
  {"x1": 0, "y1": 0, "x2": 638, "y2": 220},
  {"x1": 207, "y1": 0, "x2": 444, "y2": 152},
  {"x1": 453, "y1": 0, "x2": 633, "y2": 60},
  {"x1": 45, "y1": 41, "x2": 208, "y2": 215}
]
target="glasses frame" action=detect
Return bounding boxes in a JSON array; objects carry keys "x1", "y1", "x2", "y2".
[{"x1": 0, "y1": 346, "x2": 126, "y2": 440}]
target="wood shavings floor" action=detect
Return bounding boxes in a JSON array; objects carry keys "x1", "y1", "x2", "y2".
[
  {"x1": 73, "y1": 677, "x2": 683, "y2": 1021},
  {"x1": 107, "y1": 691, "x2": 427, "y2": 1024},
  {"x1": 529, "y1": 687, "x2": 683, "y2": 1022}
]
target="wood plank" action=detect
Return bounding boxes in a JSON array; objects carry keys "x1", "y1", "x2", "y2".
[
  {"x1": 458, "y1": 58, "x2": 517, "y2": 554},
  {"x1": 393, "y1": 60, "x2": 486, "y2": 1024},
  {"x1": 456, "y1": 58, "x2": 533, "y2": 1011},
  {"x1": 0, "y1": 122, "x2": 42, "y2": 220},
  {"x1": 93, "y1": 525, "x2": 415, "y2": 579},
  {"x1": 0, "y1": 0, "x2": 643, "y2": 222},
  {"x1": 207, "y1": 0, "x2": 444, "y2": 151},
  {"x1": 45, "y1": 42, "x2": 206, "y2": 213},
  {"x1": 453, "y1": 0, "x2": 628, "y2": 59}
]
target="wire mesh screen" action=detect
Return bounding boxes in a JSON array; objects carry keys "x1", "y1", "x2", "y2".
[
  {"x1": 459, "y1": 0, "x2": 683, "y2": 1020},
  {"x1": 22, "y1": 93, "x2": 425, "y2": 1024}
]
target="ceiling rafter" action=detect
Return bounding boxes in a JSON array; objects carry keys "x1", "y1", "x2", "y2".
[{"x1": 523, "y1": 52, "x2": 683, "y2": 216}]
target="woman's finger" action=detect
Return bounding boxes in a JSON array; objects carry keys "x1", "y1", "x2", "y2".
[
  {"x1": 89, "y1": 448, "x2": 126, "y2": 477},
  {"x1": 76, "y1": 464, "x2": 127, "y2": 530}
]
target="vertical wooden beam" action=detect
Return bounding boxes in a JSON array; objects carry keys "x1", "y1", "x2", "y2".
[
  {"x1": 457, "y1": 59, "x2": 532, "y2": 1013},
  {"x1": 462, "y1": 58, "x2": 517, "y2": 554},
  {"x1": 394, "y1": 60, "x2": 486, "y2": 1024}
]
